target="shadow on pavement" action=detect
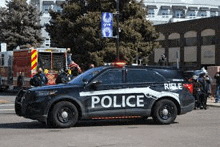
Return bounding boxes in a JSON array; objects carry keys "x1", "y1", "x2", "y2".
[
  {"x1": 0, "y1": 121, "x2": 49, "y2": 129},
  {"x1": 0, "y1": 118, "x2": 178, "y2": 129}
]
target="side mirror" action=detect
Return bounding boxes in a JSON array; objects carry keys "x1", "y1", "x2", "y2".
[
  {"x1": 82, "y1": 78, "x2": 88, "y2": 85},
  {"x1": 89, "y1": 81, "x2": 101, "y2": 90}
]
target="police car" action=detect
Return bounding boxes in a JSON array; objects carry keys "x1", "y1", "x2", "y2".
[{"x1": 15, "y1": 62, "x2": 195, "y2": 128}]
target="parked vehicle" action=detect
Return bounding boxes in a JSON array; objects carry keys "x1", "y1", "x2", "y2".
[
  {"x1": 15, "y1": 62, "x2": 195, "y2": 128},
  {"x1": 0, "y1": 47, "x2": 67, "y2": 91}
]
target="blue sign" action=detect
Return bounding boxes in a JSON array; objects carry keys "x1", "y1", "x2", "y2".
[{"x1": 101, "y1": 12, "x2": 113, "y2": 38}]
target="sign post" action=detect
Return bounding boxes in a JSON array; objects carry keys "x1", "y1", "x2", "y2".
[
  {"x1": 101, "y1": 0, "x2": 120, "y2": 61},
  {"x1": 176, "y1": 51, "x2": 179, "y2": 69}
]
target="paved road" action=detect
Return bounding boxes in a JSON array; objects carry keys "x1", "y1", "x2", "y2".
[
  {"x1": 0, "y1": 93, "x2": 220, "y2": 147},
  {"x1": 0, "y1": 93, "x2": 16, "y2": 114}
]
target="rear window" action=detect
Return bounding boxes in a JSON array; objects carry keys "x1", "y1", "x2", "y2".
[
  {"x1": 126, "y1": 69, "x2": 166, "y2": 83},
  {"x1": 154, "y1": 69, "x2": 184, "y2": 81}
]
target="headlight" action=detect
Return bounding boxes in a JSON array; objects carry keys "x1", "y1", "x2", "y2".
[{"x1": 35, "y1": 90, "x2": 57, "y2": 97}]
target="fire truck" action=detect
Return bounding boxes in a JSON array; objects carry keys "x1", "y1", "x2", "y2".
[{"x1": 0, "y1": 47, "x2": 67, "y2": 91}]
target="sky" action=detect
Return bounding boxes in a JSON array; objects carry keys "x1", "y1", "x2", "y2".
[{"x1": 0, "y1": 0, "x2": 5, "y2": 7}]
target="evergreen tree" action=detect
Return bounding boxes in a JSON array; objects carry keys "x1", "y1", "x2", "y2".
[
  {"x1": 0, "y1": 0, "x2": 43, "y2": 50},
  {"x1": 46, "y1": 0, "x2": 159, "y2": 69}
]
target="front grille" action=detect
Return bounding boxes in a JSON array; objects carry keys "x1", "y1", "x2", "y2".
[
  {"x1": 15, "y1": 90, "x2": 27, "y2": 103},
  {"x1": 25, "y1": 90, "x2": 35, "y2": 102}
]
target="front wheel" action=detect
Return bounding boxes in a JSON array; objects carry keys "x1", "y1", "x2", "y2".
[
  {"x1": 48, "y1": 101, "x2": 78, "y2": 128},
  {"x1": 152, "y1": 99, "x2": 177, "y2": 124}
]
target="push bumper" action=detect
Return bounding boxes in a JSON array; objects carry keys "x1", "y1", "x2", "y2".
[{"x1": 15, "y1": 90, "x2": 48, "y2": 123}]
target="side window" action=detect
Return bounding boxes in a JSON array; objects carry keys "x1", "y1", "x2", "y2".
[
  {"x1": 126, "y1": 69, "x2": 165, "y2": 83},
  {"x1": 95, "y1": 69, "x2": 123, "y2": 84}
]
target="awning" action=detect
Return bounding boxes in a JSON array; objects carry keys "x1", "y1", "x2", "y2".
[
  {"x1": 161, "y1": 6, "x2": 170, "y2": 10},
  {"x1": 199, "y1": 7, "x2": 209, "y2": 11},
  {"x1": 172, "y1": 6, "x2": 187, "y2": 10},
  {"x1": 146, "y1": 5, "x2": 157, "y2": 9},
  {"x1": 210, "y1": 8, "x2": 219, "y2": 12},
  {"x1": 188, "y1": 7, "x2": 198, "y2": 11}
]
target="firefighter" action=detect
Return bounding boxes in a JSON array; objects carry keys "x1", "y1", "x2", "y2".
[
  {"x1": 30, "y1": 67, "x2": 48, "y2": 87},
  {"x1": 68, "y1": 61, "x2": 82, "y2": 78},
  {"x1": 56, "y1": 67, "x2": 72, "y2": 84},
  {"x1": 17, "y1": 72, "x2": 24, "y2": 90},
  {"x1": 198, "y1": 73, "x2": 208, "y2": 110},
  {"x1": 192, "y1": 75, "x2": 203, "y2": 109}
]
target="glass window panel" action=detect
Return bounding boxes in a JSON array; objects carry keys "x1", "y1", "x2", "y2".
[
  {"x1": 95, "y1": 69, "x2": 123, "y2": 84},
  {"x1": 126, "y1": 69, "x2": 165, "y2": 83},
  {"x1": 184, "y1": 37, "x2": 197, "y2": 46},
  {"x1": 202, "y1": 36, "x2": 215, "y2": 45},
  {"x1": 168, "y1": 39, "x2": 180, "y2": 47}
]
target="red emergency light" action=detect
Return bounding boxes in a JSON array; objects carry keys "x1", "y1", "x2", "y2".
[{"x1": 112, "y1": 61, "x2": 126, "y2": 68}]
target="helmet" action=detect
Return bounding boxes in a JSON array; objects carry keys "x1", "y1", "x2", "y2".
[{"x1": 192, "y1": 75, "x2": 198, "y2": 80}]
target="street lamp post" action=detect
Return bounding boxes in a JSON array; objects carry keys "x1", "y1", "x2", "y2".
[{"x1": 115, "y1": 0, "x2": 119, "y2": 61}]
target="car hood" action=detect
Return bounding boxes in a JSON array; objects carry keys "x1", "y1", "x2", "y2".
[{"x1": 29, "y1": 83, "x2": 82, "y2": 91}]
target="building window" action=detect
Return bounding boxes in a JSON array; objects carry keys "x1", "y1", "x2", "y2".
[
  {"x1": 168, "y1": 39, "x2": 180, "y2": 47},
  {"x1": 161, "y1": 9, "x2": 169, "y2": 18},
  {"x1": 148, "y1": 9, "x2": 155, "y2": 18},
  {"x1": 202, "y1": 36, "x2": 215, "y2": 45},
  {"x1": 210, "y1": 11, "x2": 217, "y2": 17},
  {"x1": 174, "y1": 10, "x2": 184, "y2": 18},
  {"x1": 43, "y1": 5, "x2": 51, "y2": 13},
  {"x1": 158, "y1": 40, "x2": 166, "y2": 48},
  {"x1": 198, "y1": 11, "x2": 207, "y2": 17},
  {"x1": 188, "y1": 11, "x2": 196, "y2": 19},
  {"x1": 0, "y1": 54, "x2": 4, "y2": 66},
  {"x1": 184, "y1": 37, "x2": 197, "y2": 46}
]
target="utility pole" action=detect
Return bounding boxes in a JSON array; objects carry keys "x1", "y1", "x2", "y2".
[{"x1": 115, "y1": 0, "x2": 119, "y2": 61}]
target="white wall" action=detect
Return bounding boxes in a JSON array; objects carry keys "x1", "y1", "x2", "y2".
[{"x1": 142, "y1": 0, "x2": 220, "y2": 5}]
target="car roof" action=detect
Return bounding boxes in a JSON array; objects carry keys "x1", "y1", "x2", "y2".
[{"x1": 104, "y1": 64, "x2": 179, "y2": 70}]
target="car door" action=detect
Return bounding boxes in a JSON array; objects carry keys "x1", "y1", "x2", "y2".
[
  {"x1": 80, "y1": 68, "x2": 127, "y2": 118},
  {"x1": 124, "y1": 68, "x2": 166, "y2": 116}
]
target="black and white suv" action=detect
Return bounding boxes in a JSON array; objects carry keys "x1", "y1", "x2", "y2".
[{"x1": 15, "y1": 63, "x2": 195, "y2": 128}]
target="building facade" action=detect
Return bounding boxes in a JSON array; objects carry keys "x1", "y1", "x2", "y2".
[
  {"x1": 30, "y1": 0, "x2": 65, "y2": 47},
  {"x1": 151, "y1": 16, "x2": 220, "y2": 70},
  {"x1": 142, "y1": 0, "x2": 220, "y2": 25}
]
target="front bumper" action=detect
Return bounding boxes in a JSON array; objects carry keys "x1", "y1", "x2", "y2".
[{"x1": 15, "y1": 90, "x2": 48, "y2": 123}]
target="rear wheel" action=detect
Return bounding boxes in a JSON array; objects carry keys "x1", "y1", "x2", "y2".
[
  {"x1": 152, "y1": 99, "x2": 177, "y2": 124},
  {"x1": 48, "y1": 101, "x2": 78, "y2": 128}
]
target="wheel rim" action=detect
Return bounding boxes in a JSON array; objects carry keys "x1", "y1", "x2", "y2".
[
  {"x1": 57, "y1": 107, "x2": 75, "y2": 123},
  {"x1": 159, "y1": 104, "x2": 174, "y2": 120}
]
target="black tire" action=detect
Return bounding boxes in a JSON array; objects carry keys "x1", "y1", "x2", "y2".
[
  {"x1": 152, "y1": 99, "x2": 177, "y2": 124},
  {"x1": 48, "y1": 101, "x2": 78, "y2": 128}
]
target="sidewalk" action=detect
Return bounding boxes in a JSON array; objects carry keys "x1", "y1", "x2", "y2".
[{"x1": 207, "y1": 97, "x2": 220, "y2": 107}]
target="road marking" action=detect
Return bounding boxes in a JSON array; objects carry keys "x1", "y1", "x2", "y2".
[
  {"x1": 0, "y1": 104, "x2": 15, "y2": 111},
  {"x1": 0, "y1": 104, "x2": 14, "y2": 107},
  {"x1": 0, "y1": 109, "x2": 14, "y2": 111}
]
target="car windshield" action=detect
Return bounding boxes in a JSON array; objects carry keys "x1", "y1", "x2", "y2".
[{"x1": 68, "y1": 66, "x2": 106, "y2": 85}]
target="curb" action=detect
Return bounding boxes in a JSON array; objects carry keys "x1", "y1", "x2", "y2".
[{"x1": 207, "y1": 103, "x2": 220, "y2": 108}]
